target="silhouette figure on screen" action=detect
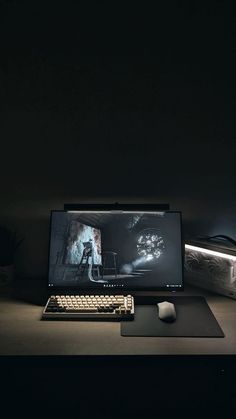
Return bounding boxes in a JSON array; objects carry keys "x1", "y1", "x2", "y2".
[{"x1": 78, "y1": 240, "x2": 95, "y2": 282}]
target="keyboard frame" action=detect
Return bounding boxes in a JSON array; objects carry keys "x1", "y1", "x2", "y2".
[{"x1": 42, "y1": 295, "x2": 135, "y2": 321}]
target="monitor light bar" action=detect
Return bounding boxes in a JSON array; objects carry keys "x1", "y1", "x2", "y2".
[
  {"x1": 67, "y1": 211, "x2": 165, "y2": 215},
  {"x1": 185, "y1": 244, "x2": 236, "y2": 262}
]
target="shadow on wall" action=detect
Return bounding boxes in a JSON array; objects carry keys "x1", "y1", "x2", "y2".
[{"x1": 13, "y1": 217, "x2": 51, "y2": 279}]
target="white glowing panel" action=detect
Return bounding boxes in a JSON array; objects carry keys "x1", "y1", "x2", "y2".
[
  {"x1": 185, "y1": 243, "x2": 236, "y2": 299},
  {"x1": 185, "y1": 244, "x2": 236, "y2": 261}
]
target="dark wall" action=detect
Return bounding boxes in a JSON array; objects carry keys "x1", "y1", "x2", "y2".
[{"x1": 1, "y1": 2, "x2": 236, "y2": 278}]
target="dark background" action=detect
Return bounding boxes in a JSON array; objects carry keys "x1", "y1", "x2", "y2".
[
  {"x1": 1, "y1": 1, "x2": 236, "y2": 279},
  {"x1": 1, "y1": 3, "x2": 236, "y2": 416}
]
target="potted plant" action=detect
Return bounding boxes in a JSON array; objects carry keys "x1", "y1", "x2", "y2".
[{"x1": 0, "y1": 226, "x2": 23, "y2": 286}]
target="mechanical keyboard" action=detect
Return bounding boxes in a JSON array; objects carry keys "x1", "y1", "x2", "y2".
[{"x1": 42, "y1": 294, "x2": 134, "y2": 320}]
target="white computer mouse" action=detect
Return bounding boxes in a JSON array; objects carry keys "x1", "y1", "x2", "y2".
[{"x1": 157, "y1": 301, "x2": 176, "y2": 322}]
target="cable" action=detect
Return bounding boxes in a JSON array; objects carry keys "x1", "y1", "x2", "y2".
[{"x1": 196, "y1": 234, "x2": 236, "y2": 247}]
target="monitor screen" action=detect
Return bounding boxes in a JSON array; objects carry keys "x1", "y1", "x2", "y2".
[{"x1": 48, "y1": 210, "x2": 183, "y2": 291}]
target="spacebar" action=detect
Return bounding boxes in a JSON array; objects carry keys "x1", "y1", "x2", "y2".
[{"x1": 65, "y1": 308, "x2": 98, "y2": 312}]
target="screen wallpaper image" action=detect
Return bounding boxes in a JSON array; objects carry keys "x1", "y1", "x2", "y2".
[{"x1": 48, "y1": 211, "x2": 183, "y2": 290}]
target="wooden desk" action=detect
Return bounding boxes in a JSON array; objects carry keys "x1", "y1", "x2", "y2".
[
  {"x1": 0, "y1": 280, "x2": 236, "y2": 356},
  {"x1": 0, "y1": 280, "x2": 236, "y2": 415}
]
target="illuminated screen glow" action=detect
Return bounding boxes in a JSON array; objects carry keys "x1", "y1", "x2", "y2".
[{"x1": 48, "y1": 211, "x2": 183, "y2": 290}]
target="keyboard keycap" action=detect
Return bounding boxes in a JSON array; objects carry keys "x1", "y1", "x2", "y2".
[{"x1": 43, "y1": 295, "x2": 134, "y2": 320}]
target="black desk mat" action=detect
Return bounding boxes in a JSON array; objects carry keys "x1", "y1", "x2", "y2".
[{"x1": 121, "y1": 296, "x2": 224, "y2": 337}]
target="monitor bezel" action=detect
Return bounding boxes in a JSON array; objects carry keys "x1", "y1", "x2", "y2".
[{"x1": 47, "y1": 207, "x2": 184, "y2": 293}]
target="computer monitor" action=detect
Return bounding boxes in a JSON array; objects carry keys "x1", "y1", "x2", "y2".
[{"x1": 48, "y1": 209, "x2": 184, "y2": 291}]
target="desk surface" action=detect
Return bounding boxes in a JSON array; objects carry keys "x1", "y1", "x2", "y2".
[{"x1": 0, "y1": 280, "x2": 236, "y2": 356}]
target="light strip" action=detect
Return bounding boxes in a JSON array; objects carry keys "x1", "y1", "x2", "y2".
[
  {"x1": 67, "y1": 211, "x2": 165, "y2": 215},
  {"x1": 185, "y1": 244, "x2": 236, "y2": 261}
]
